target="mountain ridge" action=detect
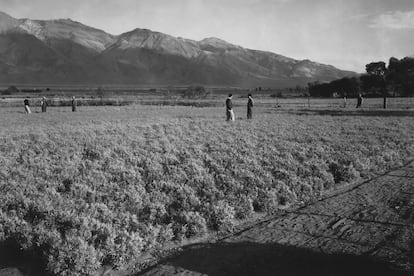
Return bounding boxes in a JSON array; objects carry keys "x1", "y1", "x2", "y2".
[{"x1": 0, "y1": 11, "x2": 356, "y2": 87}]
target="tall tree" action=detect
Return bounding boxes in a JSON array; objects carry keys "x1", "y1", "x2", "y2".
[
  {"x1": 386, "y1": 57, "x2": 400, "y2": 97},
  {"x1": 387, "y1": 57, "x2": 414, "y2": 96},
  {"x1": 366, "y1": 61, "x2": 387, "y2": 108}
]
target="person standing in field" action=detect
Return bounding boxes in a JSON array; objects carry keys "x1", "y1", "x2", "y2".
[
  {"x1": 71, "y1": 96, "x2": 77, "y2": 112},
  {"x1": 226, "y1": 94, "x2": 235, "y2": 121},
  {"x1": 41, "y1": 97, "x2": 47, "y2": 112},
  {"x1": 24, "y1": 98, "x2": 31, "y2": 114},
  {"x1": 343, "y1": 95, "x2": 347, "y2": 108},
  {"x1": 356, "y1": 93, "x2": 363, "y2": 108},
  {"x1": 247, "y1": 93, "x2": 253, "y2": 119}
]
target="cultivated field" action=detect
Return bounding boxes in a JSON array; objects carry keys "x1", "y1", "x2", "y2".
[
  {"x1": 0, "y1": 102, "x2": 414, "y2": 275},
  {"x1": 2, "y1": 90, "x2": 414, "y2": 109}
]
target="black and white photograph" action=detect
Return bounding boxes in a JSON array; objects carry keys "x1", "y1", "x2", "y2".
[{"x1": 0, "y1": 0, "x2": 413, "y2": 275}]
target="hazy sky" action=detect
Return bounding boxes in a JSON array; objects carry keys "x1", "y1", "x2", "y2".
[{"x1": 1, "y1": 0, "x2": 414, "y2": 72}]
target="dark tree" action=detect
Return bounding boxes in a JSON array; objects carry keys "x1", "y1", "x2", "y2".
[
  {"x1": 309, "y1": 56, "x2": 414, "y2": 100},
  {"x1": 366, "y1": 61, "x2": 387, "y2": 108},
  {"x1": 387, "y1": 57, "x2": 414, "y2": 96},
  {"x1": 386, "y1": 57, "x2": 400, "y2": 97},
  {"x1": 6, "y1": 86, "x2": 19, "y2": 93},
  {"x1": 308, "y1": 77, "x2": 359, "y2": 98},
  {"x1": 182, "y1": 86, "x2": 209, "y2": 98},
  {"x1": 96, "y1": 86, "x2": 105, "y2": 105},
  {"x1": 365, "y1": 62, "x2": 386, "y2": 77}
]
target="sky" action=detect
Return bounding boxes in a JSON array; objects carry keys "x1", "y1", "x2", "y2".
[{"x1": 1, "y1": 0, "x2": 414, "y2": 72}]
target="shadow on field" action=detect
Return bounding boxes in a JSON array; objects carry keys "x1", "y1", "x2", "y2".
[
  {"x1": 0, "y1": 239, "x2": 53, "y2": 276},
  {"x1": 137, "y1": 241, "x2": 410, "y2": 276},
  {"x1": 291, "y1": 109, "x2": 414, "y2": 117}
]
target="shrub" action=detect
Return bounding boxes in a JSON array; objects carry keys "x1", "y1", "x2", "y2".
[
  {"x1": 235, "y1": 195, "x2": 254, "y2": 219},
  {"x1": 103, "y1": 231, "x2": 144, "y2": 269},
  {"x1": 181, "y1": 211, "x2": 208, "y2": 238},
  {"x1": 328, "y1": 161, "x2": 360, "y2": 184},
  {"x1": 47, "y1": 235, "x2": 100, "y2": 276},
  {"x1": 181, "y1": 86, "x2": 210, "y2": 98},
  {"x1": 209, "y1": 201, "x2": 236, "y2": 232},
  {"x1": 6, "y1": 85, "x2": 19, "y2": 93}
]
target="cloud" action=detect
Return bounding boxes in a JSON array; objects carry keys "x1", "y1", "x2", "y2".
[
  {"x1": 369, "y1": 10, "x2": 414, "y2": 29},
  {"x1": 348, "y1": 13, "x2": 370, "y2": 20}
]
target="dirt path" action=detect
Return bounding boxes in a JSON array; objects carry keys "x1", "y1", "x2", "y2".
[{"x1": 137, "y1": 161, "x2": 414, "y2": 276}]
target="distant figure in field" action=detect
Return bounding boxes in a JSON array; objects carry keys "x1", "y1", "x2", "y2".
[
  {"x1": 41, "y1": 97, "x2": 47, "y2": 112},
  {"x1": 356, "y1": 93, "x2": 363, "y2": 108},
  {"x1": 71, "y1": 96, "x2": 77, "y2": 112},
  {"x1": 226, "y1": 94, "x2": 235, "y2": 121},
  {"x1": 247, "y1": 94, "x2": 253, "y2": 119},
  {"x1": 24, "y1": 98, "x2": 31, "y2": 114},
  {"x1": 343, "y1": 96, "x2": 347, "y2": 108}
]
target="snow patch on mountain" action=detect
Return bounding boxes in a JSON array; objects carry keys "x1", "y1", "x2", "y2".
[{"x1": 19, "y1": 19, "x2": 46, "y2": 40}]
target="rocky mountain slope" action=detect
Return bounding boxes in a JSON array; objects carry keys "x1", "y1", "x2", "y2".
[{"x1": 0, "y1": 11, "x2": 355, "y2": 87}]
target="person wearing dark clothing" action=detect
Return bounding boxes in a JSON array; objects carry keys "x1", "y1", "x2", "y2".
[
  {"x1": 41, "y1": 97, "x2": 47, "y2": 112},
  {"x1": 226, "y1": 95, "x2": 233, "y2": 110},
  {"x1": 247, "y1": 94, "x2": 253, "y2": 119},
  {"x1": 226, "y1": 94, "x2": 234, "y2": 121},
  {"x1": 24, "y1": 99, "x2": 31, "y2": 114},
  {"x1": 356, "y1": 93, "x2": 363, "y2": 108},
  {"x1": 72, "y1": 96, "x2": 77, "y2": 112}
]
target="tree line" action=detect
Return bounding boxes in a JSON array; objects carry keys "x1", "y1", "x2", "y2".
[{"x1": 308, "y1": 56, "x2": 414, "y2": 98}]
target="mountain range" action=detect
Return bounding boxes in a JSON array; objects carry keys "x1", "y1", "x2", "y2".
[{"x1": 0, "y1": 11, "x2": 355, "y2": 87}]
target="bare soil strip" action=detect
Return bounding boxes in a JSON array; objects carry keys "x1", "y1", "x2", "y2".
[{"x1": 137, "y1": 161, "x2": 414, "y2": 276}]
